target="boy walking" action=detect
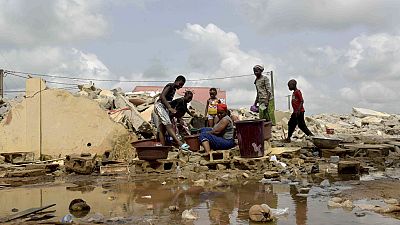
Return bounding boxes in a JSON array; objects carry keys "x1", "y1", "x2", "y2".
[
  {"x1": 154, "y1": 75, "x2": 189, "y2": 150},
  {"x1": 286, "y1": 79, "x2": 313, "y2": 142}
]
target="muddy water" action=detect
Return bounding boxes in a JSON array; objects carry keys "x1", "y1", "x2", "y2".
[{"x1": 0, "y1": 178, "x2": 398, "y2": 225}]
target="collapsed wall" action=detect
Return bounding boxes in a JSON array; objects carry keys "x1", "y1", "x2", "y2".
[{"x1": 0, "y1": 78, "x2": 129, "y2": 158}]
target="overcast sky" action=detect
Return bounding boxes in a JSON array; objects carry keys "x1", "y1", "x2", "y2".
[{"x1": 1, "y1": 0, "x2": 399, "y2": 114}]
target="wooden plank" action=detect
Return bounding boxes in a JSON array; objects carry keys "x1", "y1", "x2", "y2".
[{"x1": 0, "y1": 204, "x2": 56, "y2": 222}]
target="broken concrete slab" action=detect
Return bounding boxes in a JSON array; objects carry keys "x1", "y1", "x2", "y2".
[
  {"x1": 6, "y1": 169, "x2": 46, "y2": 178},
  {"x1": 25, "y1": 164, "x2": 60, "y2": 172},
  {"x1": 352, "y1": 107, "x2": 391, "y2": 118},
  {"x1": 114, "y1": 93, "x2": 154, "y2": 135},
  {"x1": 100, "y1": 164, "x2": 130, "y2": 175}
]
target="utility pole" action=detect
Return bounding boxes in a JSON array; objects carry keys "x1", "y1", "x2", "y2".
[
  {"x1": 286, "y1": 95, "x2": 291, "y2": 111},
  {"x1": 0, "y1": 69, "x2": 4, "y2": 98},
  {"x1": 270, "y1": 71, "x2": 274, "y2": 98}
]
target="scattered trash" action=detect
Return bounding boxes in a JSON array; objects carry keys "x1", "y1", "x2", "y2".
[
  {"x1": 270, "y1": 207, "x2": 290, "y2": 217},
  {"x1": 141, "y1": 195, "x2": 152, "y2": 199},
  {"x1": 182, "y1": 209, "x2": 198, "y2": 220},
  {"x1": 269, "y1": 155, "x2": 287, "y2": 168},
  {"x1": 60, "y1": 214, "x2": 73, "y2": 223},
  {"x1": 161, "y1": 181, "x2": 167, "y2": 185}
]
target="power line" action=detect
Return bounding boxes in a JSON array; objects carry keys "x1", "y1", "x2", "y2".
[{"x1": 4, "y1": 69, "x2": 270, "y2": 83}]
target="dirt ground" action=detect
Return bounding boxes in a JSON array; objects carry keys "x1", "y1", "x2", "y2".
[{"x1": 340, "y1": 179, "x2": 400, "y2": 200}]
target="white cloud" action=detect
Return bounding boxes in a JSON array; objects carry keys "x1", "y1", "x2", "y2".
[
  {"x1": 1, "y1": 47, "x2": 111, "y2": 91},
  {"x1": 178, "y1": 23, "x2": 273, "y2": 108},
  {"x1": 0, "y1": 0, "x2": 107, "y2": 45},
  {"x1": 238, "y1": 0, "x2": 400, "y2": 33},
  {"x1": 178, "y1": 23, "x2": 400, "y2": 114}
]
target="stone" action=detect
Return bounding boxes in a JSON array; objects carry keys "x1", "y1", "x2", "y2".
[
  {"x1": 320, "y1": 179, "x2": 330, "y2": 187},
  {"x1": 194, "y1": 165, "x2": 209, "y2": 173},
  {"x1": 330, "y1": 156, "x2": 340, "y2": 163},
  {"x1": 342, "y1": 200, "x2": 354, "y2": 208},
  {"x1": 328, "y1": 201, "x2": 342, "y2": 208},
  {"x1": 193, "y1": 179, "x2": 206, "y2": 187},
  {"x1": 338, "y1": 161, "x2": 360, "y2": 174},
  {"x1": 216, "y1": 164, "x2": 227, "y2": 170},
  {"x1": 263, "y1": 171, "x2": 280, "y2": 179},
  {"x1": 249, "y1": 204, "x2": 272, "y2": 222},
  {"x1": 331, "y1": 197, "x2": 343, "y2": 203},
  {"x1": 384, "y1": 199, "x2": 399, "y2": 205},
  {"x1": 242, "y1": 172, "x2": 249, "y2": 178}
]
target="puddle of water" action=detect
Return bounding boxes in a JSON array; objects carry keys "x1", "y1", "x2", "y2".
[{"x1": 0, "y1": 180, "x2": 398, "y2": 225}]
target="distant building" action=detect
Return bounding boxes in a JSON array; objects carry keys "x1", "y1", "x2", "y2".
[{"x1": 132, "y1": 86, "x2": 226, "y2": 105}]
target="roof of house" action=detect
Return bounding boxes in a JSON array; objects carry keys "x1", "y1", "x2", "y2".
[{"x1": 132, "y1": 86, "x2": 226, "y2": 104}]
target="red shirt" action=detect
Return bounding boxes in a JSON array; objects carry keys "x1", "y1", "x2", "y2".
[{"x1": 292, "y1": 89, "x2": 305, "y2": 112}]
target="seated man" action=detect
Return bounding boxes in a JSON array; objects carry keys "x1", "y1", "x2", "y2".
[{"x1": 199, "y1": 104, "x2": 235, "y2": 154}]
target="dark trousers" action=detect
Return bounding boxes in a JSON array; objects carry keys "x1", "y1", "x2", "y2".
[{"x1": 287, "y1": 112, "x2": 313, "y2": 138}]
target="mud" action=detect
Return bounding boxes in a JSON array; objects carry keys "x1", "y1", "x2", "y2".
[{"x1": 1, "y1": 173, "x2": 399, "y2": 225}]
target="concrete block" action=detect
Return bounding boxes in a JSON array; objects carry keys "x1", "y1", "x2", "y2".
[
  {"x1": 201, "y1": 150, "x2": 232, "y2": 162},
  {"x1": 65, "y1": 154, "x2": 96, "y2": 175},
  {"x1": 133, "y1": 159, "x2": 183, "y2": 174},
  {"x1": 231, "y1": 156, "x2": 269, "y2": 170},
  {"x1": 338, "y1": 161, "x2": 360, "y2": 174}
]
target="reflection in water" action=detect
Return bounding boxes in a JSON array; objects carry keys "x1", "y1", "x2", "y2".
[
  {"x1": 0, "y1": 180, "x2": 398, "y2": 225},
  {"x1": 290, "y1": 185, "x2": 307, "y2": 225}
]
